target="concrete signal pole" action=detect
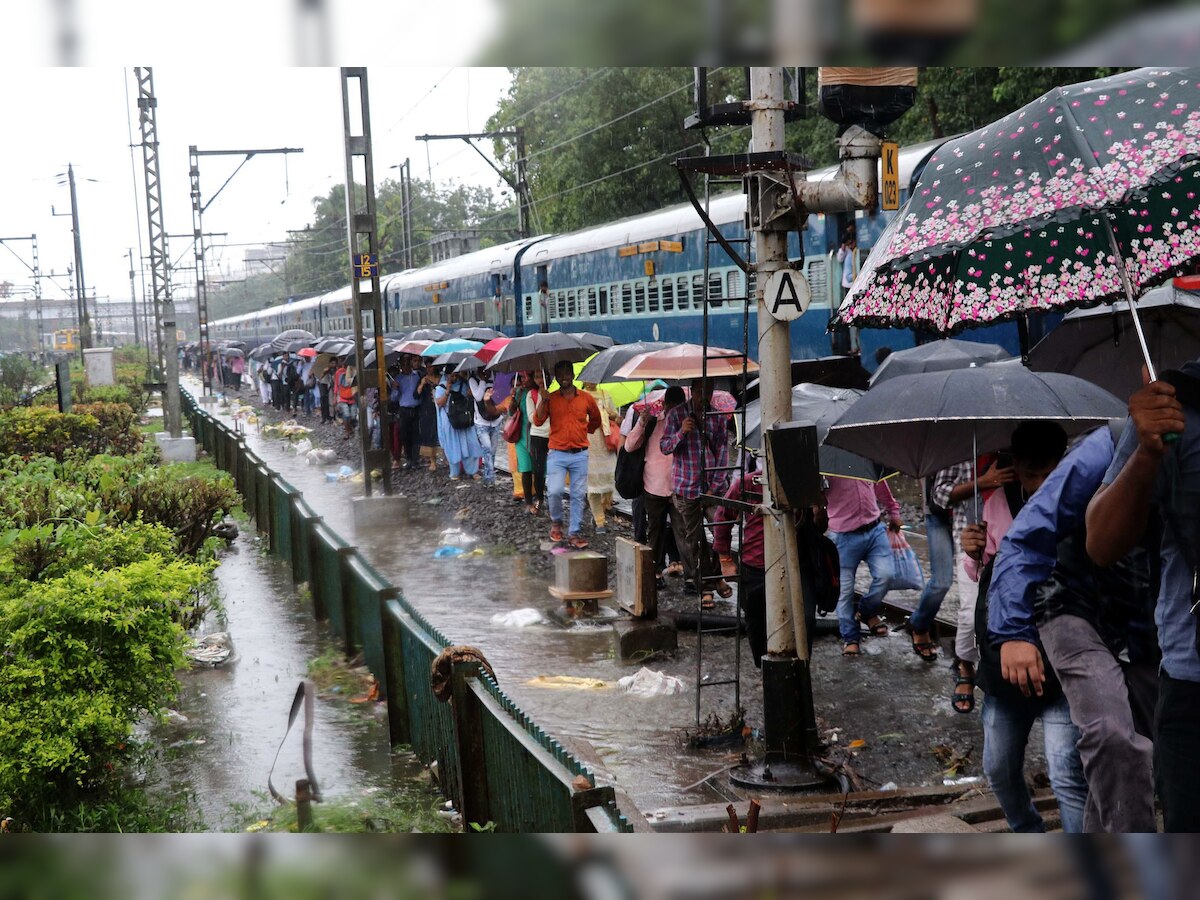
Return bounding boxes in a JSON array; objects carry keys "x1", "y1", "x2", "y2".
[{"x1": 67, "y1": 164, "x2": 93, "y2": 354}]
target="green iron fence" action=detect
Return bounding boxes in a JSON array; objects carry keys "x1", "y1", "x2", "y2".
[{"x1": 179, "y1": 390, "x2": 632, "y2": 833}]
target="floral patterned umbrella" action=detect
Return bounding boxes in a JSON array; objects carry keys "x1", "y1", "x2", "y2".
[{"x1": 834, "y1": 67, "x2": 1200, "y2": 378}]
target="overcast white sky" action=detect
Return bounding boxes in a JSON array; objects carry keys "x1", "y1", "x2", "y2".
[{"x1": 0, "y1": 66, "x2": 515, "y2": 309}]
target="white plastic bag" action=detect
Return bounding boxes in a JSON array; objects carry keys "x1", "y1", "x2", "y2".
[
  {"x1": 617, "y1": 667, "x2": 684, "y2": 697},
  {"x1": 491, "y1": 608, "x2": 549, "y2": 628}
]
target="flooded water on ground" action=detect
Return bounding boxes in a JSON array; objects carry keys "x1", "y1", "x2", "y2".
[{"x1": 188, "y1": 384, "x2": 1051, "y2": 818}]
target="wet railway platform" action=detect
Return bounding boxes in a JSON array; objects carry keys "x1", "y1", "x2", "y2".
[{"x1": 181, "y1": 379, "x2": 1061, "y2": 829}]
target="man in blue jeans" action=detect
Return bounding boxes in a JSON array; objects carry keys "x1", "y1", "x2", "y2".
[
  {"x1": 824, "y1": 475, "x2": 903, "y2": 656},
  {"x1": 532, "y1": 360, "x2": 601, "y2": 549},
  {"x1": 909, "y1": 478, "x2": 954, "y2": 660}
]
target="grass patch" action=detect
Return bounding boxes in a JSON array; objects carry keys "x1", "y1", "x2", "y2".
[
  {"x1": 307, "y1": 649, "x2": 374, "y2": 700},
  {"x1": 139, "y1": 418, "x2": 164, "y2": 435},
  {"x1": 237, "y1": 785, "x2": 456, "y2": 833}
]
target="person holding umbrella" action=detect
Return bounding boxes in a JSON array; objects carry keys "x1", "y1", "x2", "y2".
[
  {"x1": 533, "y1": 360, "x2": 602, "y2": 548},
  {"x1": 229, "y1": 352, "x2": 244, "y2": 392},
  {"x1": 659, "y1": 378, "x2": 734, "y2": 605}
]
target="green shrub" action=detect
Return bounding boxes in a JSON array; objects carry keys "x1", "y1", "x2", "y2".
[
  {"x1": 0, "y1": 557, "x2": 207, "y2": 813},
  {"x1": 0, "y1": 407, "x2": 99, "y2": 461},
  {"x1": 74, "y1": 402, "x2": 143, "y2": 456},
  {"x1": 81, "y1": 384, "x2": 136, "y2": 409}
]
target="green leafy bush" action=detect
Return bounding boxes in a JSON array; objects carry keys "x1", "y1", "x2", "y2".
[
  {"x1": 80, "y1": 384, "x2": 138, "y2": 410},
  {"x1": 0, "y1": 557, "x2": 207, "y2": 813},
  {"x1": 0, "y1": 407, "x2": 99, "y2": 461},
  {"x1": 74, "y1": 402, "x2": 143, "y2": 456}
]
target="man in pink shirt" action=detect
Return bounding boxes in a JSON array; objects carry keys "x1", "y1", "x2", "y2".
[
  {"x1": 625, "y1": 386, "x2": 686, "y2": 589},
  {"x1": 824, "y1": 475, "x2": 903, "y2": 656}
]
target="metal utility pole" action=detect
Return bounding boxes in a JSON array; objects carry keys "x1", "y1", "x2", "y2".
[
  {"x1": 135, "y1": 66, "x2": 182, "y2": 439},
  {"x1": 65, "y1": 165, "x2": 93, "y2": 354},
  {"x1": 128, "y1": 249, "x2": 141, "y2": 346},
  {"x1": 415, "y1": 130, "x2": 531, "y2": 239},
  {"x1": 341, "y1": 67, "x2": 392, "y2": 497},
  {"x1": 189, "y1": 145, "x2": 302, "y2": 395},
  {"x1": 400, "y1": 158, "x2": 415, "y2": 269},
  {"x1": 0, "y1": 236, "x2": 45, "y2": 357}
]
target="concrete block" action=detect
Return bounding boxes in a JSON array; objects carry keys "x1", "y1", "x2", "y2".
[
  {"x1": 83, "y1": 347, "x2": 115, "y2": 386},
  {"x1": 155, "y1": 435, "x2": 197, "y2": 462},
  {"x1": 615, "y1": 537, "x2": 656, "y2": 619},
  {"x1": 554, "y1": 550, "x2": 608, "y2": 594},
  {"x1": 613, "y1": 617, "x2": 677, "y2": 663},
  {"x1": 198, "y1": 394, "x2": 218, "y2": 406},
  {"x1": 352, "y1": 494, "x2": 410, "y2": 530}
]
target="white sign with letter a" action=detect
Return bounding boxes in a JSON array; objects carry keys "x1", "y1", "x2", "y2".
[{"x1": 761, "y1": 268, "x2": 810, "y2": 321}]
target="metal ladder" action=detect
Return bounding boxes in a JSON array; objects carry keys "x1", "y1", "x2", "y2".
[{"x1": 692, "y1": 139, "x2": 753, "y2": 731}]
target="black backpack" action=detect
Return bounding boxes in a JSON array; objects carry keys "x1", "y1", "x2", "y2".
[
  {"x1": 447, "y1": 388, "x2": 475, "y2": 430},
  {"x1": 615, "y1": 416, "x2": 655, "y2": 499}
]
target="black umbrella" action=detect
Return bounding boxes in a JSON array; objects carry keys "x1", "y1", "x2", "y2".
[
  {"x1": 286, "y1": 339, "x2": 314, "y2": 353},
  {"x1": 270, "y1": 329, "x2": 317, "y2": 350},
  {"x1": 566, "y1": 332, "x2": 616, "y2": 351},
  {"x1": 455, "y1": 327, "x2": 504, "y2": 341},
  {"x1": 485, "y1": 332, "x2": 593, "y2": 374},
  {"x1": 744, "y1": 384, "x2": 891, "y2": 482},
  {"x1": 743, "y1": 355, "x2": 870, "y2": 404},
  {"x1": 825, "y1": 364, "x2": 1126, "y2": 481},
  {"x1": 223, "y1": 340, "x2": 246, "y2": 349},
  {"x1": 433, "y1": 351, "x2": 477, "y2": 369},
  {"x1": 248, "y1": 344, "x2": 274, "y2": 361},
  {"x1": 869, "y1": 339, "x2": 1011, "y2": 387},
  {"x1": 220, "y1": 347, "x2": 245, "y2": 358},
  {"x1": 407, "y1": 328, "x2": 449, "y2": 341},
  {"x1": 313, "y1": 336, "x2": 346, "y2": 353},
  {"x1": 364, "y1": 340, "x2": 403, "y2": 369},
  {"x1": 576, "y1": 341, "x2": 676, "y2": 385},
  {"x1": 1028, "y1": 283, "x2": 1200, "y2": 400}
]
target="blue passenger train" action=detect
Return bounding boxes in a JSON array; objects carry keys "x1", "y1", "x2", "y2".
[{"x1": 210, "y1": 138, "x2": 1051, "y2": 367}]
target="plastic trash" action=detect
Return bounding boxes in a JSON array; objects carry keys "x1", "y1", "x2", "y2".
[
  {"x1": 526, "y1": 675, "x2": 609, "y2": 690},
  {"x1": 492, "y1": 608, "x2": 549, "y2": 628},
  {"x1": 942, "y1": 775, "x2": 983, "y2": 787},
  {"x1": 618, "y1": 667, "x2": 684, "y2": 697},
  {"x1": 185, "y1": 632, "x2": 233, "y2": 666},
  {"x1": 879, "y1": 782, "x2": 898, "y2": 792},
  {"x1": 433, "y1": 546, "x2": 467, "y2": 559},
  {"x1": 292, "y1": 438, "x2": 313, "y2": 456},
  {"x1": 439, "y1": 528, "x2": 477, "y2": 547}
]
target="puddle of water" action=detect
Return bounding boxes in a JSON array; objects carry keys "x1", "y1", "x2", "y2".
[{"x1": 148, "y1": 531, "x2": 411, "y2": 831}]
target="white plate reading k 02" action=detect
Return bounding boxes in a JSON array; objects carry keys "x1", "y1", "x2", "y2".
[{"x1": 761, "y1": 268, "x2": 811, "y2": 321}]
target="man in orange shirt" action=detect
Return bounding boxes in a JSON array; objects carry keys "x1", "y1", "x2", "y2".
[{"x1": 533, "y1": 359, "x2": 602, "y2": 548}]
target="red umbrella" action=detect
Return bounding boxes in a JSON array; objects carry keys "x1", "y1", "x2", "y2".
[
  {"x1": 297, "y1": 347, "x2": 317, "y2": 358},
  {"x1": 395, "y1": 339, "x2": 432, "y2": 356},
  {"x1": 475, "y1": 336, "x2": 512, "y2": 364}
]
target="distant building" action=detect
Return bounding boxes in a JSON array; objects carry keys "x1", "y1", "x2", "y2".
[
  {"x1": 430, "y1": 230, "x2": 482, "y2": 263},
  {"x1": 244, "y1": 243, "x2": 290, "y2": 277}
]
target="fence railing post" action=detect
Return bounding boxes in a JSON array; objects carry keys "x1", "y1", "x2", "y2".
[
  {"x1": 380, "y1": 599, "x2": 412, "y2": 748},
  {"x1": 450, "y1": 662, "x2": 491, "y2": 829}
]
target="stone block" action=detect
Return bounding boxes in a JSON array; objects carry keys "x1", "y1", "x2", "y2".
[
  {"x1": 554, "y1": 550, "x2": 608, "y2": 594},
  {"x1": 155, "y1": 435, "x2": 197, "y2": 462},
  {"x1": 613, "y1": 617, "x2": 677, "y2": 663},
  {"x1": 615, "y1": 537, "x2": 656, "y2": 619},
  {"x1": 352, "y1": 495, "x2": 410, "y2": 530},
  {"x1": 83, "y1": 347, "x2": 115, "y2": 386},
  {"x1": 890, "y1": 813, "x2": 979, "y2": 833}
]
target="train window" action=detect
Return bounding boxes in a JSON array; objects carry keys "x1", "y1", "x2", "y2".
[
  {"x1": 805, "y1": 259, "x2": 828, "y2": 307},
  {"x1": 450, "y1": 304, "x2": 462, "y2": 324},
  {"x1": 475, "y1": 301, "x2": 486, "y2": 323},
  {"x1": 708, "y1": 273, "x2": 723, "y2": 305},
  {"x1": 621, "y1": 283, "x2": 633, "y2": 315},
  {"x1": 524, "y1": 296, "x2": 533, "y2": 321},
  {"x1": 598, "y1": 288, "x2": 608, "y2": 316},
  {"x1": 586, "y1": 288, "x2": 598, "y2": 317},
  {"x1": 557, "y1": 291, "x2": 567, "y2": 319},
  {"x1": 677, "y1": 276, "x2": 689, "y2": 310},
  {"x1": 505, "y1": 298, "x2": 514, "y2": 323},
  {"x1": 692, "y1": 274, "x2": 705, "y2": 308},
  {"x1": 726, "y1": 270, "x2": 742, "y2": 301},
  {"x1": 647, "y1": 281, "x2": 659, "y2": 313},
  {"x1": 747, "y1": 271, "x2": 757, "y2": 301},
  {"x1": 438, "y1": 305, "x2": 450, "y2": 325},
  {"x1": 661, "y1": 280, "x2": 674, "y2": 311},
  {"x1": 634, "y1": 282, "x2": 646, "y2": 314}
]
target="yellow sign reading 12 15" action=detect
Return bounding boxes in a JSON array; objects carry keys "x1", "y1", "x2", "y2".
[{"x1": 881, "y1": 141, "x2": 899, "y2": 211}]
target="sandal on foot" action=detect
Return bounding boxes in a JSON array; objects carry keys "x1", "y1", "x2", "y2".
[
  {"x1": 911, "y1": 633, "x2": 938, "y2": 662},
  {"x1": 700, "y1": 593, "x2": 716, "y2": 610},
  {"x1": 842, "y1": 642, "x2": 860, "y2": 657},
  {"x1": 952, "y1": 662, "x2": 976, "y2": 714},
  {"x1": 715, "y1": 581, "x2": 733, "y2": 599},
  {"x1": 665, "y1": 562, "x2": 684, "y2": 578},
  {"x1": 568, "y1": 535, "x2": 589, "y2": 550},
  {"x1": 549, "y1": 523, "x2": 564, "y2": 543},
  {"x1": 864, "y1": 616, "x2": 889, "y2": 637}
]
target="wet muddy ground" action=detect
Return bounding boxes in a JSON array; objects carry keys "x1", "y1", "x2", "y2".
[{"x1": 191, "y1": 380, "x2": 1055, "y2": 816}]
